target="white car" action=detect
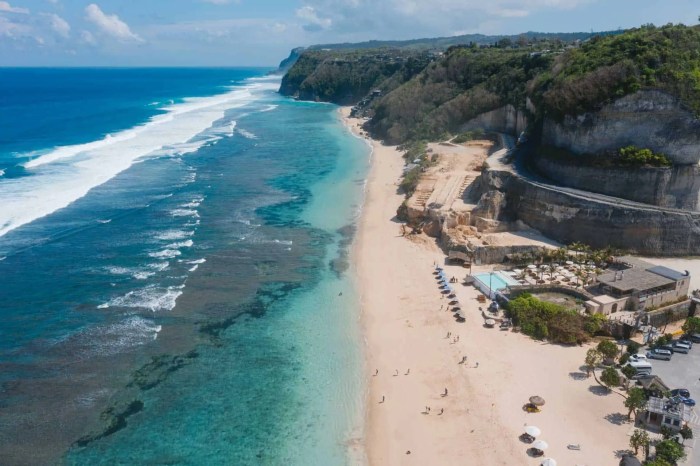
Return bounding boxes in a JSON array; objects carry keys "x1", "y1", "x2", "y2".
[{"x1": 629, "y1": 353, "x2": 648, "y2": 363}]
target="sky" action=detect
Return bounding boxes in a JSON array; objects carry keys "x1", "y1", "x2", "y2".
[{"x1": 0, "y1": 0, "x2": 698, "y2": 66}]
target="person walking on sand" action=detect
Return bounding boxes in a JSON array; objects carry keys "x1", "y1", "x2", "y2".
[
  {"x1": 405, "y1": 368, "x2": 410, "y2": 375},
  {"x1": 475, "y1": 362, "x2": 479, "y2": 368},
  {"x1": 380, "y1": 395, "x2": 385, "y2": 403},
  {"x1": 442, "y1": 388, "x2": 448, "y2": 397},
  {"x1": 374, "y1": 369, "x2": 378, "y2": 376},
  {"x1": 439, "y1": 408, "x2": 444, "y2": 415},
  {"x1": 394, "y1": 369, "x2": 399, "y2": 376}
]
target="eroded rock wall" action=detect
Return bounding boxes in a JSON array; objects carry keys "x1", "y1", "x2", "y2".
[
  {"x1": 461, "y1": 104, "x2": 528, "y2": 137},
  {"x1": 533, "y1": 157, "x2": 700, "y2": 210},
  {"x1": 542, "y1": 90, "x2": 700, "y2": 165},
  {"x1": 477, "y1": 168, "x2": 700, "y2": 256}
]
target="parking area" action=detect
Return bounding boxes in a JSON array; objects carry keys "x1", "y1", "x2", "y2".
[{"x1": 645, "y1": 342, "x2": 700, "y2": 465}]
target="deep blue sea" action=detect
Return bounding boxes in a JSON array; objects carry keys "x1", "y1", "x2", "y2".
[{"x1": 0, "y1": 68, "x2": 369, "y2": 465}]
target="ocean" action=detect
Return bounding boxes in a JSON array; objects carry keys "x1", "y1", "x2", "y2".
[{"x1": 0, "y1": 68, "x2": 369, "y2": 465}]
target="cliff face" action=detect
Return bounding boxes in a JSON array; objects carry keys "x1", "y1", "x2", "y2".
[
  {"x1": 279, "y1": 50, "x2": 430, "y2": 105},
  {"x1": 461, "y1": 104, "x2": 528, "y2": 138},
  {"x1": 542, "y1": 90, "x2": 700, "y2": 165},
  {"x1": 533, "y1": 157, "x2": 700, "y2": 210},
  {"x1": 475, "y1": 167, "x2": 700, "y2": 256}
]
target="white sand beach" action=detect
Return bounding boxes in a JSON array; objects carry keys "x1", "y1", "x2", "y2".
[{"x1": 346, "y1": 107, "x2": 634, "y2": 465}]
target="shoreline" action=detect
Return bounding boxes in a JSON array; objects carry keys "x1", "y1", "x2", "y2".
[{"x1": 343, "y1": 106, "x2": 634, "y2": 465}]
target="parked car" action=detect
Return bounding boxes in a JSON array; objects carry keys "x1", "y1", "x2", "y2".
[
  {"x1": 671, "y1": 395, "x2": 696, "y2": 407},
  {"x1": 686, "y1": 333, "x2": 700, "y2": 343},
  {"x1": 629, "y1": 354, "x2": 648, "y2": 363},
  {"x1": 672, "y1": 342, "x2": 691, "y2": 354},
  {"x1": 671, "y1": 388, "x2": 691, "y2": 399},
  {"x1": 646, "y1": 349, "x2": 673, "y2": 361},
  {"x1": 679, "y1": 338, "x2": 693, "y2": 348},
  {"x1": 658, "y1": 344, "x2": 675, "y2": 354}
]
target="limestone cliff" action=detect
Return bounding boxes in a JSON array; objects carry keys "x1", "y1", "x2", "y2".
[{"x1": 542, "y1": 90, "x2": 700, "y2": 165}]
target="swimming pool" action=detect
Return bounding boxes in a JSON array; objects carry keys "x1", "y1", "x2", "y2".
[{"x1": 473, "y1": 271, "x2": 519, "y2": 298}]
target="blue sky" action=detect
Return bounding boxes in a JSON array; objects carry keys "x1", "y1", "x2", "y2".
[{"x1": 0, "y1": 0, "x2": 698, "y2": 66}]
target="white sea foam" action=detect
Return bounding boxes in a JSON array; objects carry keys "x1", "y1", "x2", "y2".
[
  {"x1": 260, "y1": 104, "x2": 278, "y2": 112},
  {"x1": 237, "y1": 129, "x2": 257, "y2": 139},
  {"x1": 79, "y1": 316, "x2": 163, "y2": 357},
  {"x1": 106, "y1": 284, "x2": 184, "y2": 312},
  {"x1": 166, "y1": 239, "x2": 193, "y2": 249},
  {"x1": 170, "y1": 208, "x2": 199, "y2": 218},
  {"x1": 155, "y1": 229, "x2": 194, "y2": 241},
  {"x1": 148, "y1": 262, "x2": 170, "y2": 272},
  {"x1": 0, "y1": 78, "x2": 281, "y2": 238},
  {"x1": 186, "y1": 258, "x2": 206, "y2": 265},
  {"x1": 0, "y1": 169, "x2": 4, "y2": 177},
  {"x1": 188, "y1": 264, "x2": 200, "y2": 272},
  {"x1": 96, "y1": 219, "x2": 112, "y2": 224},
  {"x1": 148, "y1": 249, "x2": 181, "y2": 259}
]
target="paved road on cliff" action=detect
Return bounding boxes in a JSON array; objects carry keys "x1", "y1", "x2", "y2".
[{"x1": 489, "y1": 135, "x2": 696, "y2": 216}]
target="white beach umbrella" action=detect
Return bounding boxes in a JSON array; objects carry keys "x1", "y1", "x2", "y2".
[
  {"x1": 525, "y1": 426, "x2": 541, "y2": 437},
  {"x1": 540, "y1": 459, "x2": 556, "y2": 466},
  {"x1": 527, "y1": 264, "x2": 537, "y2": 269},
  {"x1": 532, "y1": 440, "x2": 549, "y2": 451}
]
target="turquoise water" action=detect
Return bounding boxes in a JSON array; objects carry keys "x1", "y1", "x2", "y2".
[
  {"x1": 473, "y1": 272, "x2": 518, "y2": 292},
  {"x1": 0, "y1": 70, "x2": 369, "y2": 465}
]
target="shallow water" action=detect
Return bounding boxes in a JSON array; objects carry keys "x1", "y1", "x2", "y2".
[{"x1": 0, "y1": 70, "x2": 369, "y2": 465}]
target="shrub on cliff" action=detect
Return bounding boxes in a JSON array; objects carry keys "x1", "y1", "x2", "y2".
[{"x1": 506, "y1": 293, "x2": 592, "y2": 344}]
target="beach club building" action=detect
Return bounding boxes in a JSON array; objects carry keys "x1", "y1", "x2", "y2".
[{"x1": 585, "y1": 257, "x2": 690, "y2": 315}]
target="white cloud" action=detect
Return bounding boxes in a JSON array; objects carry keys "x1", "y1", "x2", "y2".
[
  {"x1": 0, "y1": 1, "x2": 29, "y2": 14},
  {"x1": 45, "y1": 13, "x2": 70, "y2": 38},
  {"x1": 296, "y1": 6, "x2": 332, "y2": 31},
  {"x1": 85, "y1": 3, "x2": 143, "y2": 43},
  {"x1": 80, "y1": 29, "x2": 96, "y2": 45},
  {"x1": 293, "y1": 0, "x2": 594, "y2": 39}
]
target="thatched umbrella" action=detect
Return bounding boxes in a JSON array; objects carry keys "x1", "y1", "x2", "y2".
[{"x1": 529, "y1": 396, "x2": 545, "y2": 407}]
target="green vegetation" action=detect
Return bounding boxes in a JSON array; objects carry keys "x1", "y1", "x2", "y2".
[
  {"x1": 584, "y1": 348, "x2": 602, "y2": 376},
  {"x1": 625, "y1": 387, "x2": 649, "y2": 420},
  {"x1": 597, "y1": 339, "x2": 620, "y2": 361},
  {"x1": 630, "y1": 428, "x2": 651, "y2": 456},
  {"x1": 600, "y1": 366, "x2": 621, "y2": 390},
  {"x1": 618, "y1": 146, "x2": 672, "y2": 167},
  {"x1": 279, "y1": 49, "x2": 432, "y2": 105},
  {"x1": 680, "y1": 424, "x2": 694, "y2": 444},
  {"x1": 654, "y1": 439, "x2": 686, "y2": 464},
  {"x1": 370, "y1": 46, "x2": 554, "y2": 143},
  {"x1": 682, "y1": 316, "x2": 700, "y2": 334},
  {"x1": 538, "y1": 144, "x2": 672, "y2": 168},
  {"x1": 506, "y1": 293, "x2": 604, "y2": 344},
  {"x1": 535, "y1": 24, "x2": 700, "y2": 119}
]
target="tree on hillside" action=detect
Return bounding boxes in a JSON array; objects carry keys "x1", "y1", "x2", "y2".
[
  {"x1": 682, "y1": 316, "x2": 700, "y2": 335},
  {"x1": 654, "y1": 439, "x2": 686, "y2": 464},
  {"x1": 600, "y1": 367, "x2": 621, "y2": 391},
  {"x1": 584, "y1": 348, "x2": 601, "y2": 377},
  {"x1": 597, "y1": 340, "x2": 619, "y2": 362},
  {"x1": 625, "y1": 388, "x2": 648, "y2": 420},
  {"x1": 630, "y1": 428, "x2": 650, "y2": 456},
  {"x1": 680, "y1": 424, "x2": 693, "y2": 445}
]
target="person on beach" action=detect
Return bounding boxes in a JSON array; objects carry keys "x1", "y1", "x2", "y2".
[
  {"x1": 374, "y1": 369, "x2": 378, "y2": 376},
  {"x1": 439, "y1": 408, "x2": 444, "y2": 415},
  {"x1": 475, "y1": 362, "x2": 479, "y2": 368},
  {"x1": 394, "y1": 369, "x2": 399, "y2": 376},
  {"x1": 380, "y1": 395, "x2": 385, "y2": 403},
  {"x1": 443, "y1": 388, "x2": 448, "y2": 397},
  {"x1": 405, "y1": 368, "x2": 410, "y2": 375}
]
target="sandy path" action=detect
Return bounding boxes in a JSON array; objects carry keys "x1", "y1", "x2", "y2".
[{"x1": 347, "y1": 107, "x2": 632, "y2": 466}]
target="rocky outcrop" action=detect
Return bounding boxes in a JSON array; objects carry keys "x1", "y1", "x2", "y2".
[
  {"x1": 543, "y1": 90, "x2": 700, "y2": 165},
  {"x1": 476, "y1": 167, "x2": 700, "y2": 256},
  {"x1": 461, "y1": 104, "x2": 528, "y2": 137},
  {"x1": 533, "y1": 156, "x2": 700, "y2": 210}
]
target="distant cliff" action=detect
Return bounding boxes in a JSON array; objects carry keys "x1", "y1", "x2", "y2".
[
  {"x1": 274, "y1": 47, "x2": 305, "y2": 75},
  {"x1": 279, "y1": 49, "x2": 432, "y2": 105}
]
